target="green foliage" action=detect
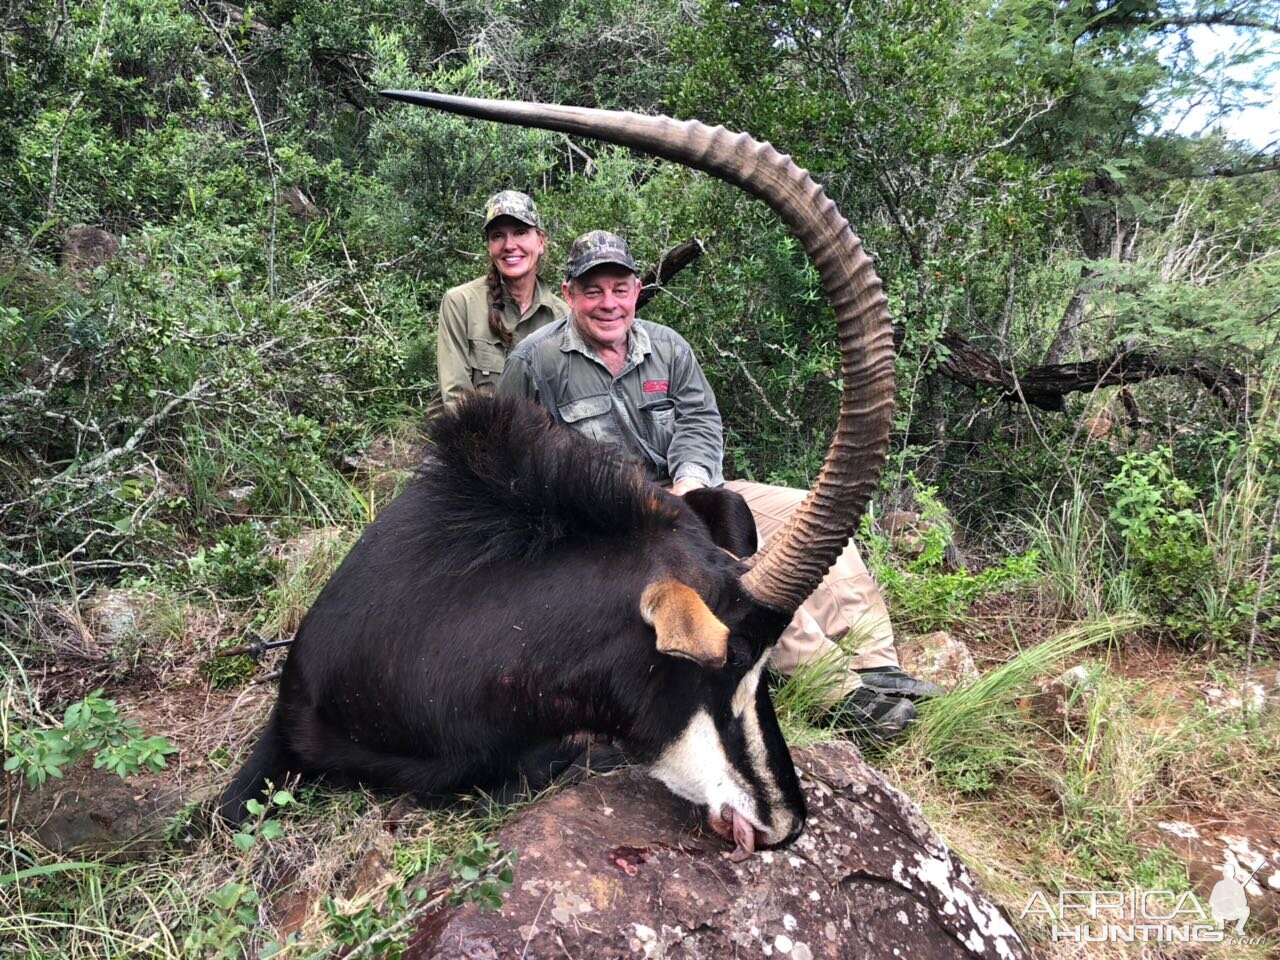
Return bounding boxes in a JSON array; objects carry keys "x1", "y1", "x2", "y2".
[
  {"x1": 863, "y1": 478, "x2": 1040, "y2": 631},
  {"x1": 3, "y1": 689, "x2": 175, "y2": 788},
  {"x1": 182, "y1": 881, "x2": 270, "y2": 959},
  {"x1": 320, "y1": 835, "x2": 515, "y2": 958},
  {"x1": 322, "y1": 883, "x2": 428, "y2": 960},
  {"x1": 1105, "y1": 449, "x2": 1213, "y2": 635},
  {"x1": 1102, "y1": 446, "x2": 1276, "y2": 648},
  {"x1": 232, "y1": 789, "x2": 295, "y2": 854},
  {"x1": 446, "y1": 834, "x2": 518, "y2": 910},
  {"x1": 202, "y1": 650, "x2": 259, "y2": 689},
  {"x1": 185, "y1": 521, "x2": 283, "y2": 599}
]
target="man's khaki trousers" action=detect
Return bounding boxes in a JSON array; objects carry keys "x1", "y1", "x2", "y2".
[{"x1": 724, "y1": 481, "x2": 898, "y2": 698}]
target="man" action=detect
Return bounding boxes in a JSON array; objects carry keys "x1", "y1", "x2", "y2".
[{"x1": 497, "y1": 230, "x2": 940, "y2": 738}]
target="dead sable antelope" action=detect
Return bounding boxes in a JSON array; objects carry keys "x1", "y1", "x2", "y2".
[{"x1": 219, "y1": 94, "x2": 895, "y2": 860}]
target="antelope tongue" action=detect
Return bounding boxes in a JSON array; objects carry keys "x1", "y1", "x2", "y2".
[{"x1": 719, "y1": 803, "x2": 758, "y2": 862}]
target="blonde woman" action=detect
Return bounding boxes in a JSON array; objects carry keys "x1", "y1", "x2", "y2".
[{"x1": 437, "y1": 191, "x2": 567, "y2": 406}]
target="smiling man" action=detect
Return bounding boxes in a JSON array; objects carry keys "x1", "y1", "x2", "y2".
[
  {"x1": 498, "y1": 230, "x2": 723, "y2": 495},
  {"x1": 497, "y1": 230, "x2": 941, "y2": 738}
]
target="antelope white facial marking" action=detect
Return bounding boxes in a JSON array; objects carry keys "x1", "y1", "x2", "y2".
[
  {"x1": 649, "y1": 653, "x2": 799, "y2": 848},
  {"x1": 731, "y1": 650, "x2": 769, "y2": 718},
  {"x1": 648, "y1": 708, "x2": 759, "y2": 829},
  {"x1": 735, "y1": 650, "x2": 797, "y2": 841}
]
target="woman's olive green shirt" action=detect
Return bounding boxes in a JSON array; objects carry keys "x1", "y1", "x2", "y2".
[{"x1": 436, "y1": 275, "x2": 568, "y2": 407}]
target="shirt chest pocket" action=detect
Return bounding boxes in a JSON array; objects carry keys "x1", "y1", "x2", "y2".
[
  {"x1": 639, "y1": 397, "x2": 676, "y2": 448},
  {"x1": 559, "y1": 394, "x2": 616, "y2": 445},
  {"x1": 469, "y1": 341, "x2": 509, "y2": 394}
]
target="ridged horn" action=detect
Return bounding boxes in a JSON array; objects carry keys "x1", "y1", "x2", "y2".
[{"x1": 381, "y1": 90, "x2": 895, "y2": 614}]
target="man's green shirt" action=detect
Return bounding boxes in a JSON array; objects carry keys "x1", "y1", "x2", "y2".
[{"x1": 496, "y1": 318, "x2": 724, "y2": 488}]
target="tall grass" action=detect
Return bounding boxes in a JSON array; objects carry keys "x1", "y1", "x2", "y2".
[
  {"x1": 1025, "y1": 372, "x2": 1280, "y2": 654},
  {"x1": 1024, "y1": 485, "x2": 1117, "y2": 619},
  {"x1": 897, "y1": 615, "x2": 1143, "y2": 765}
]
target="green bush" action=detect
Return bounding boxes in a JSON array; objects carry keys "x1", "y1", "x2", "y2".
[
  {"x1": 184, "y1": 520, "x2": 282, "y2": 599},
  {"x1": 4, "y1": 689, "x2": 176, "y2": 788},
  {"x1": 863, "y1": 477, "x2": 1040, "y2": 631},
  {"x1": 1103, "y1": 447, "x2": 1273, "y2": 649}
]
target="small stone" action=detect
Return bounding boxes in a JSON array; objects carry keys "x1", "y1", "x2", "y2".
[{"x1": 897, "y1": 631, "x2": 978, "y2": 689}]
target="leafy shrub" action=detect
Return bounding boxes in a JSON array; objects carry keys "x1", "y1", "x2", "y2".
[
  {"x1": 184, "y1": 520, "x2": 282, "y2": 599},
  {"x1": 1103, "y1": 448, "x2": 1270, "y2": 648},
  {"x1": 863, "y1": 478, "x2": 1039, "y2": 631},
  {"x1": 3, "y1": 689, "x2": 176, "y2": 788}
]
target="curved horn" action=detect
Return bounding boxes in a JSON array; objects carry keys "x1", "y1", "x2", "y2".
[{"x1": 382, "y1": 91, "x2": 895, "y2": 614}]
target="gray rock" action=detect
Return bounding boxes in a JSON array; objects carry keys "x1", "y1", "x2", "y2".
[
  {"x1": 406, "y1": 742, "x2": 1027, "y2": 959},
  {"x1": 280, "y1": 185, "x2": 321, "y2": 220},
  {"x1": 898, "y1": 632, "x2": 979, "y2": 690},
  {"x1": 8, "y1": 760, "x2": 207, "y2": 862},
  {"x1": 81, "y1": 588, "x2": 147, "y2": 657},
  {"x1": 60, "y1": 225, "x2": 120, "y2": 274}
]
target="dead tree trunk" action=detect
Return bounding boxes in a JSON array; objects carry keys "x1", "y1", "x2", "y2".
[
  {"x1": 637, "y1": 238, "x2": 706, "y2": 311},
  {"x1": 919, "y1": 332, "x2": 1246, "y2": 413}
]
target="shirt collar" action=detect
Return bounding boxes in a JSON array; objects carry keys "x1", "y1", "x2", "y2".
[
  {"x1": 500, "y1": 276, "x2": 560, "y2": 324},
  {"x1": 561, "y1": 318, "x2": 652, "y2": 366},
  {"x1": 532, "y1": 276, "x2": 562, "y2": 314}
]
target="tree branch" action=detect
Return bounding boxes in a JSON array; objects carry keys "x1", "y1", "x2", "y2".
[
  {"x1": 914, "y1": 331, "x2": 1247, "y2": 412},
  {"x1": 637, "y1": 238, "x2": 705, "y2": 311},
  {"x1": 63, "y1": 380, "x2": 210, "y2": 480},
  {"x1": 1105, "y1": 13, "x2": 1280, "y2": 35},
  {"x1": 192, "y1": 1, "x2": 279, "y2": 300},
  {"x1": 1180, "y1": 156, "x2": 1280, "y2": 179}
]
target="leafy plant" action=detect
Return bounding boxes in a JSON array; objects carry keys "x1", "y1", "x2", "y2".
[
  {"x1": 182, "y1": 881, "x2": 267, "y2": 960},
  {"x1": 862, "y1": 478, "x2": 1040, "y2": 631},
  {"x1": 321, "y1": 835, "x2": 516, "y2": 959},
  {"x1": 230, "y1": 789, "x2": 295, "y2": 854},
  {"x1": 1104, "y1": 448, "x2": 1267, "y2": 648},
  {"x1": 184, "y1": 520, "x2": 283, "y2": 600},
  {"x1": 447, "y1": 834, "x2": 518, "y2": 910},
  {"x1": 3, "y1": 689, "x2": 175, "y2": 788}
]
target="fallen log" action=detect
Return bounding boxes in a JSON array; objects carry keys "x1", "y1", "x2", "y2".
[{"x1": 911, "y1": 331, "x2": 1247, "y2": 413}]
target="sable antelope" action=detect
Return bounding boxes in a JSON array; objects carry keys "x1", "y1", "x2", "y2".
[{"x1": 220, "y1": 94, "x2": 895, "y2": 859}]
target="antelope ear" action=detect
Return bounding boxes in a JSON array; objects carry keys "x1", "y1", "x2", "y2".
[{"x1": 641, "y1": 579, "x2": 729, "y2": 669}]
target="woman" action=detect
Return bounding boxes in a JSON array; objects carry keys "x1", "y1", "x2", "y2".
[{"x1": 437, "y1": 190, "x2": 567, "y2": 406}]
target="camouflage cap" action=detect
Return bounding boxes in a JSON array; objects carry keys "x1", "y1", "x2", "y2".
[
  {"x1": 564, "y1": 230, "x2": 638, "y2": 280},
  {"x1": 482, "y1": 190, "x2": 542, "y2": 232}
]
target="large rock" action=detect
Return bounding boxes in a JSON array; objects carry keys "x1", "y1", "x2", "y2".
[
  {"x1": 7, "y1": 760, "x2": 208, "y2": 862},
  {"x1": 60, "y1": 224, "x2": 120, "y2": 274},
  {"x1": 898, "y1": 632, "x2": 979, "y2": 690},
  {"x1": 1146, "y1": 815, "x2": 1280, "y2": 931},
  {"x1": 407, "y1": 742, "x2": 1027, "y2": 959},
  {"x1": 280, "y1": 185, "x2": 322, "y2": 220}
]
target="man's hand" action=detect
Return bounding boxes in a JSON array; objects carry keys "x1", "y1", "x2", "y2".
[{"x1": 670, "y1": 477, "x2": 707, "y2": 497}]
